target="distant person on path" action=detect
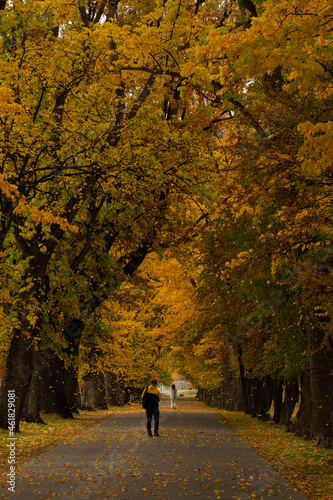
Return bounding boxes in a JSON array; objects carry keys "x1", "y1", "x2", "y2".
[
  {"x1": 142, "y1": 379, "x2": 161, "y2": 437},
  {"x1": 170, "y1": 383, "x2": 177, "y2": 409}
]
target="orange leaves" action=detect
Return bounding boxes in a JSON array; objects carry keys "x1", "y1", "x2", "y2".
[
  {"x1": 0, "y1": 86, "x2": 29, "y2": 122},
  {"x1": 13, "y1": 199, "x2": 78, "y2": 234},
  {"x1": 100, "y1": 251, "x2": 199, "y2": 385},
  {"x1": 298, "y1": 121, "x2": 333, "y2": 176},
  {"x1": 229, "y1": 0, "x2": 333, "y2": 92}
]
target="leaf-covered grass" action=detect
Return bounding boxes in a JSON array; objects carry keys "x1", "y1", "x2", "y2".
[{"x1": 215, "y1": 408, "x2": 333, "y2": 500}]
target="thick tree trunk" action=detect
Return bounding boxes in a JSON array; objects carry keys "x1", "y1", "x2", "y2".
[
  {"x1": 272, "y1": 379, "x2": 283, "y2": 424},
  {"x1": 219, "y1": 346, "x2": 244, "y2": 411},
  {"x1": 237, "y1": 345, "x2": 251, "y2": 414},
  {"x1": 105, "y1": 372, "x2": 126, "y2": 406},
  {"x1": 250, "y1": 377, "x2": 273, "y2": 422},
  {"x1": 0, "y1": 249, "x2": 55, "y2": 431},
  {"x1": 82, "y1": 372, "x2": 107, "y2": 409},
  {"x1": 220, "y1": 379, "x2": 232, "y2": 410},
  {"x1": 307, "y1": 324, "x2": 333, "y2": 448},
  {"x1": 279, "y1": 379, "x2": 299, "y2": 430},
  {"x1": 38, "y1": 348, "x2": 73, "y2": 419},
  {"x1": 294, "y1": 370, "x2": 316, "y2": 440},
  {"x1": 22, "y1": 370, "x2": 45, "y2": 424},
  {"x1": 260, "y1": 376, "x2": 273, "y2": 422},
  {"x1": 198, "y1": 388, "x2": 212, "y2": 405},
  {"x1": 220, "y1": 376, "x2": 244, "y2": 411},
  {"x1": 245, "y1": 377, "x2": 254, "y2": 415},
  {"x1": 62, "y1": 332, "x2": 81, "y2": 413},
  {"x1": 0, "y1": 324, "x2": 35, "y2": 431},
  {"x1": 249, "y1": 378, "x2": 261, "y2": 418},
  {"x1": 64, "y1": 368, "x2": 81, "y2": 413}
]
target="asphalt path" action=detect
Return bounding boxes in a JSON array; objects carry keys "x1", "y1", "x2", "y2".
[{"x1": 1, "y1": 399, "x2": 309, "y2": 500}]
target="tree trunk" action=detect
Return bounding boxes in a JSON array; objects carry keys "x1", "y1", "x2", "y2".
[
  {"x1": 250, "y1": 377, "x2": 273, "y2": 422},
  {"x1": 245, "y1": 377, "x2": 254, "y2": 415},
  {"x1": 38, "y1": 348, "x2": 74, "y2": 419},
  {"x1": 62, "y1": 331, "x2": 81, "y2": 413},
  {"x1": 237, "y1": 345, "x2": 251, "y2": 414},
  {"x1": 220, "y1": 375, "x2": 244, "y2": 411},
  {"x1": 105, "y1": 372, "x2": 130, "y2": 406},
  {"x1": 249, "y1": 378, "x2": 261, "y2": 418},
  {"x1": 22, "y1": 369, "x2": 45, "y2": 424},
  {"x1": 272, "y1": 378, "x2": 283, "y2": 424},
  {"x1": 260, "y1": 376, "x2": 273, "y2": 422},
  {"x1": 307, "y1": 324, "x2": 333, "y2": 448},
  {"x1": 294, "y1": 370, "x2": 316, "y2": 440},
  {"x1": 64, "y1": 368, "x2": 81, "y2": 413},
  {"x1": 280, "y1": 379, "x2": 299, "y2": 430},
  {"x1": 0, "y1": 323, "x2": 35, "y2": 431},
  {"x1": 82, "y1": 372, "x2": 107, "y2": 409},
  {"x1": 0, "y1": 247, "x2": 59, "y2": 431}
]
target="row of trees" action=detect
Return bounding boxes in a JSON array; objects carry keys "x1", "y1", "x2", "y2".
[
  {"x1": 0, "y1": 0, "x2": 332, "y2": 448},
  {"x1": 168, "y1": 0, "x2": 333, "y2": 448},
  {"x1": 87, "y1": 0, "x2": 333, "y2": 448},
  {"x1": 0, "y1": 0, "x2": 214, "y2": 429}
]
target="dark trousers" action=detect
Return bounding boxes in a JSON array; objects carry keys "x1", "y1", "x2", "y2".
[{"x1": 146, "y1": 406, "x2": 159, "y2": 434}]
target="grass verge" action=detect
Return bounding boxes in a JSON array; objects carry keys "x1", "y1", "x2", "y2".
[{"x1": 215, "y1": 408, "x2": 333, "y2": 500}]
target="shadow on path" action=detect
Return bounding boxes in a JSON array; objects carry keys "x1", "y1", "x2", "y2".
[{"x1": 0, "y1": 399, "x2": 310, "y2": 499}]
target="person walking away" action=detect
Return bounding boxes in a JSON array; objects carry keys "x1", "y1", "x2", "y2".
[
  {"x1": 142, "y1": 379, "x2": 161, "y2": 437},
  {"x1": 170, "y1": 383, "x2": 177, "y2": 409}
]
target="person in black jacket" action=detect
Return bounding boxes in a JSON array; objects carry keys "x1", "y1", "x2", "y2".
[{"x1": 142, "y1": 379, "x2": 162, "y2": 436}]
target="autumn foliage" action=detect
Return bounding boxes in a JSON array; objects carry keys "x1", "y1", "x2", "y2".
[{"x1": 0, "y1": 0, "x2": 332, "y2": 447}]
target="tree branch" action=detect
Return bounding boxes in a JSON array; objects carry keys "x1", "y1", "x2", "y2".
[
  {"x1": 78, "y1": 1, "x2": 90, "y2": 27},
  {"x1": 228, "y1": 97, "x2": 267, "y2": 138},
  {"x1": 126, "y1": 73, "x2": 157, "y2": 120}
]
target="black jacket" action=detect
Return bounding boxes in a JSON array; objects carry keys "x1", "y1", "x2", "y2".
[{"x1": 142, "y1": 385, "x2": 161, "y2": 410}]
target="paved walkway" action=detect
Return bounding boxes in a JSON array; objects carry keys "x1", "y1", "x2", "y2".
[{"x1": 1, "y1": 399, "x2": 309, "y2": 499}]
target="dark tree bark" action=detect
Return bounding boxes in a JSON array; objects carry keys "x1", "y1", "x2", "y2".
[
  {"x1": 105, "y1": 372, "x2": 122, "y2": 406},
  {"x1": 245, "y1": 377, "x2": 254, "y2": 415},
  {"x1": 250, "y1": 377, "x2": 273, "y2": 422},
  {"x1": 280, "y1": 379, "x2": 299, "y2": 431},
  {"x1": 249, "y1": 378, "x2": 260, "y2": 418},
  {"x1": 0, "y1": 213, "x2": 75, "y2": 430},
  {"x1": 211, "y1": 388, "x2": 218, "y2": 407},
  {"x1": 64, "y1": 368, "x2": 81, "y2": 414},
  {"x1": 307, "y1": 324, "x2": 333, "y2": 448},
  {"x1": 0, "y1": 323, "x2": 35, "y2": 432},
  {"x1": 82, "y1": 372, "x2": 107, "y2": 409},
  {"x1": 220, "y1": 375, "x2": 244, "y2": 411},
  {"x1": 198, "y1": 388, "x2": 212, "y2": 405},
  {"x1": 196, "y1": 387, "x2": 202, "y2": 399},
  {"x1": 272, "y1": 379, "x2": 283, "y2": 424},
  {"x1": 21, "y1": 369, "x2": 45, "y2": 424},
  {"x1": 38, "y1": 349, "x2": 73, "y2": 418},
  {"x1": 260, "y1": 376, "x2": 274, "y2": 422},
  {"x1": 105, "y1": 373, "x2": 131, "y2": 407},
  {"x1": 294, "y1": 370, "x2": 316, "y2": 440},
  {"x1": 220, "y1": 348, "x2": 236, "y2": 410},
  {"x1": 63, "y1": 332, "x2": 82, "y2": 413},
  {"x1": 237, "y1": 344, "x2": 251, "y2": 414}
]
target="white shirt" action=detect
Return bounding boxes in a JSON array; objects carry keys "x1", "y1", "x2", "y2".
[{"x1": 170, "y1": 387, "x2": 177, "y2": 400}]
